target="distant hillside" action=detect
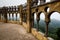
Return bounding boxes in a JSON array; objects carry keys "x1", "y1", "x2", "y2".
[
  {"x1": 34, "y1": 19, "x2": 60, "y2": 33},
  {"x1": 34, "y1": 19, "x2": 60, "y2": 40}
]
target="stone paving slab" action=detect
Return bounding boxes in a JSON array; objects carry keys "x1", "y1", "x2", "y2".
[{"x1": 0, "y1": 22, "x2": 38, "y2": 40}]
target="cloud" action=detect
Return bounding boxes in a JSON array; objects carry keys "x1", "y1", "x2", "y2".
[{"x1": 0, "y1": 0, "x2": 27, "y2": 7}]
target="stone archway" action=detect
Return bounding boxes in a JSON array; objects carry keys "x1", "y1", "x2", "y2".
[
  {"x1": 36, "y1": 12, "x2": 46, "y2": 32},
  {"x1": 48, "y1": 12, "x2": 60, "y2": 40}
]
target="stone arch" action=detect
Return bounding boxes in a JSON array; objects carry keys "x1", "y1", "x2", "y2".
[
  {"x1": 17, "y1": 13, "x2": 20, "y2": 21},
  {"x1": 48, "y1": 11, "x2": 60, "y2": 18},
  {"x1": 31, "y1": 12, "x2": 37, "y2": 28},
  {"x1": 48, "y1": 11, "x2": 60, "y2": 39},
  {"x1": 14, "y1": 13, "x2": 16, "y2": 21},
  {"x1": 37, "y1": 12, "x2": 46, "y2": 32},
  {"x1": 33, "y1": 12, "x2": 37, "y2": 28},
  {"x1": 37, "y1": 12, "x2": 45, "y2": 18},
  {"x1": 31, "y1": 12, "x2": 36, "y2": 20},
  {"x1": 37, "y1": 12, "x2": 42, "y2": 17},
  {"x1": 8, "y1": 12, "x2": 10, "y2": 21}
]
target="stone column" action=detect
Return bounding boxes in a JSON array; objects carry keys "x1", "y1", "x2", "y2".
[
  {"x1": 36, "y1": 14, "x2": 40, "y2": 31},
  {"x1": 18, "y1": 5, "x2": 23, "y2": 25},
  {"x1": 31, "y1": 14, "x2": 34, "y2": 28},
  {"x1": 27, "y1": 0, "x2": 32, "y2": 33},
  {"x1": 1, "y1": 13, "x2": 2, "y2": 21},
  {"x1": 16, "y1": 12, "x2": 17, "y2": 21},
  {"x1": 4, "y1": 7, "x2": 8, "y2": 23},
  {"x1": 45, "y1": 14, "x2": 50, "y2": 37},
  {"x1": 4, "y1": 13, "x2": 7, "y2": 23}
]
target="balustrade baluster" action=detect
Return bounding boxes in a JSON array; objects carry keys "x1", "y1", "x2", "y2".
[
  {"x1": 36, "y1": 14, "x2": 40, "y2": 31},
  {"x1": 9, "y1": 13, "x2": 10, "y2": 21},
  {"x1": 45, "y1": 22, "x2": 49, "y2": 37},
  {"x1": 2, "y1": 13, "x2": 3, "y2": 21}
]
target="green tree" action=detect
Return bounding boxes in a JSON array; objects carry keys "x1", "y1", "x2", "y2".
[{"x1": 56, "y1": 28, "x2": 60, "y2": 40}]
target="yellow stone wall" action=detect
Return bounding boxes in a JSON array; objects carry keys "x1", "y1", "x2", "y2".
[{"x1": 31, "y1": 28, "x2": 48, "y2": 40}]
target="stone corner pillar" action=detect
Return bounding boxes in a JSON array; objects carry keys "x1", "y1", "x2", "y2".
[
  {"x1": 27, "y1": 0, "x2": 32, "y2": 33},
  {"x1": 18, "y1": 5, "x2": 23, "y2": 25}
]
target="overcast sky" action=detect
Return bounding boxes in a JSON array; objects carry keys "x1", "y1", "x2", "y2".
[
  {"x1": 0, "y1": 0, "x2": 51, "y2": 7},
  {"x1": 0, "y1": 0, "x2": 27, "y2": 7}
]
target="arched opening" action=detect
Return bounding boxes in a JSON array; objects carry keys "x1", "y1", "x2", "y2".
[
  {"x1": 17, "y1": 13, "x2": 20, "y2": 21},
  {"x1": 10, "y1": 13, "x2": 12, "y2": 21},
  {"x1": 22, "y1": 13, "x2": 27, "y2": 23},
  {"x1": 14, "y1": 13, "x2": 16, "y2": 21},
  {"x1": 39, "y1": 12, "x2": 46, "y2": 33},
  {"x1": 38, "y1": 0, "x2": 40, "y2": 5},
  {"x1": 7, "y1": 13, "x2": 9, "y2": 21},
  {"x1": 1, "y1": 13, "x2": 4, "y2": 21},
  {"x1": 8, "y1": 13, "x2": 10, "y2": 21},
  {"x1": 16, "y1": 13, "x2": 18, "y2": 21},
  {"x1": 15, "y1": 12, "x2": 18, "y2": 21},
  {"x1": 34, "y1": 13, "x2": 37, "y2": 28},
  {"x1": 48, "y1": 12, "x2": 60, "y2": 40},
  {"x1": 45, "y1": 7, "x2": 50, "y2": 13},
  {"x1": 11, "y1": 13, "x2": 14, "y2": 21}
]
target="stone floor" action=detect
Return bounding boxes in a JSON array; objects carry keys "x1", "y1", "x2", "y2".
[{"x1": 0, "y1": 22, "x2": 38, "y2": 40}]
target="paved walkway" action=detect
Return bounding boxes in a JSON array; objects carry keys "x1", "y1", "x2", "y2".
[{"x1": 0, "y1": 22, "x2": 38, "y2": 40}]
